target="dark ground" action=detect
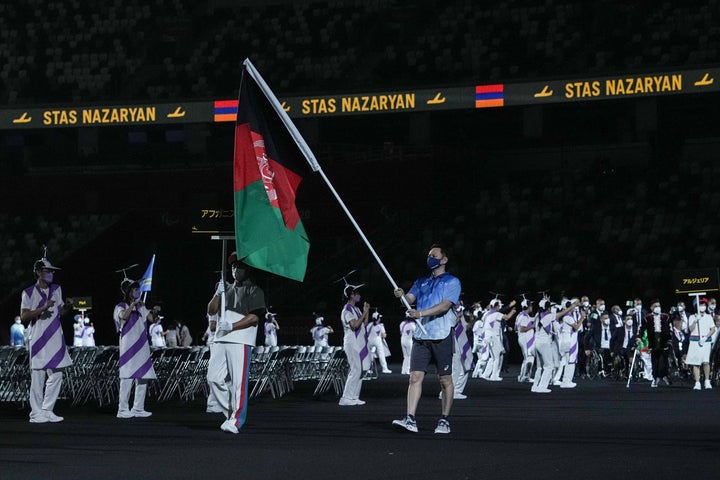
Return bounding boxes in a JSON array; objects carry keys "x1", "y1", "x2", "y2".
[{"x1": 1, "y1": 363, "x2": 719, "y2": 480}]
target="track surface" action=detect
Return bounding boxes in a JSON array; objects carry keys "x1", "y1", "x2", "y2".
[{"x1": 2, "y1": 363, "x2": 718, "y2": 480}]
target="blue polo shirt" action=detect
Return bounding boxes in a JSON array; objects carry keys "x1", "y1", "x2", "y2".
[{"x1": 408, "y1": 272, "x2": 461, "y2": 340}]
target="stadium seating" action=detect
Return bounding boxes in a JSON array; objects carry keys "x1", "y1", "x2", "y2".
[{"x1": 0, "y1": 0, "x2": 718, "y2": 104}]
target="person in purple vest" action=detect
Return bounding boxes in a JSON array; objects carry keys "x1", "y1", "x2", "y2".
[
  {"x1": 114, "y1": 278, "x2": 157, "y2": 418},
  {"x1": 338, "y1": 281, "x2": 371, "y2": 406},
  {"x1": 20, "y1": 254, "x2": 73, "y2": 423}
]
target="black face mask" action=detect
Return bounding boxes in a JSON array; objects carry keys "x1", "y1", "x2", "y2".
[{"x1": 232, "y1": 267, "x2": 247, "y2": 282}]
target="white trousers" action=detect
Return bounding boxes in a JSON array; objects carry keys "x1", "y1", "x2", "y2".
[
  {"x1": 400, "y1": 337, "x2": 413, "y2": 374},
  {"x1": 641, "y1": 351, "x2": 653, "y2": 380},
  {"x1": 206, "y1": 343, "x2": 226, "y2": 411},
  {"x1": 483, "y1": 336, "x2": 504, "y2": 379},
  {"x1": 472, "y1": 343, "x2": 488, "y2": 378},
  {"x1": 118, "y1": 378, "x2": 149, "y2": 412},
  {"x1": 370, "y1": 340, "x2": 389, "y2": 371},
  {"x1": 452, "y1": 352, "x2": 469, "y2": 394},
  {"x1": 532, "y1": 341, "x2": 554, "y2": 390},
  {"x1": 207, "y1": 342, "x2": 251, "y2": 429},
  {"x1": 554, "y1": 352, "x2": 577, "y2": 384},
  {"x1": 340, "y1": 343, "x2": 363, "y2": 401},
  {"x1": 29, "y1": 368, "x2": 63, "y2": 420}
]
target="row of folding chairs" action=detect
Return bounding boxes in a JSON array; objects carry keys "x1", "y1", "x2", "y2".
[
  {"x1": 0, "y1": 346, "x2": 30, "y2": 403},
  {"x1": 313, "y1": 348, "x2": 349, "y2": 397},
  {"x1": 1, "y1": 343, "x2": 350, "y2": 406},
  {"x1": 289, "y1": 345, "x2": 340, "y2": 382},
  {"x1": 149, "y1": 347, "x2": 209, "y2": 402},
  {"x1": 249, "y1": 346, "x2": 297, "y2": 399}
]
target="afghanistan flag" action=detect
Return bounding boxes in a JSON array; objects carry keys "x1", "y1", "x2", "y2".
[{"x1": 233, "y1": 65, "x2": 311, "y2": 281}]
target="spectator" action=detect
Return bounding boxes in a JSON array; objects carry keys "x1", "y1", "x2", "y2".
[{"x1": 10, "y1": 316, "x2": 25, "y2": 346}]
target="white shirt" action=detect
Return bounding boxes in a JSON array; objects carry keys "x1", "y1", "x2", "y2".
[
  {"x1": 482, "y1": 310, "x2": 502, "y2": 337},
  {"x1": 149, "y1": 323, "x2": 166, "y2": 347},
  {"x1": 600, "y1": 324, "x2": 611, "y2": 349}
]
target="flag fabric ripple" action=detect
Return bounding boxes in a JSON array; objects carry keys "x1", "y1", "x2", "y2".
[{"x1": 233, "y1": 67, "x2": 311, "y2": 281}]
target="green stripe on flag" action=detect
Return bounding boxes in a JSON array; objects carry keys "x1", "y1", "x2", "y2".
[{"x1": 234, "y1": 180, "x2": 309, "y2": 281}]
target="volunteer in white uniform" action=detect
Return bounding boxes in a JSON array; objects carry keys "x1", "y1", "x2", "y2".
[
  {"x1": 338, "y1": 283, "x2": 371, "y2": 406},
  {"x1": 449, "y1": 305, "x2": 473, "y2": 399},
  {"x1": 399, "y1": 314, "x2": 416, "y2": 375},
  {"x1": 481, "y1": 299, "x2": 504, "y2": 381},
  {"x1": 148, "y1": 315, "x2": 167, "y2": 348},
  {"x1": 532, "y1": 298, "x2": 579, "y2": 393},
  {"x1": 687, "y1": 298, "x2": 716, "y2": 390},
  {"x1": 114, "y1": 278, "x2": 156, "y2": 418},
  {"x1": 20, "y1": 255, "x2": 73, "y2": 423},
  {"x1": 73, "y1": 315, "x2": 83, "y2": 347},
  {"x1": 516, "y1": 300, "x2": 536, "y2": 383},
  {"x1": 471, "y1": 307, "x2": 487, "y2": 378},
  {"x1": 81, "y1": 318, "x2": 96, "y2": 347},
  {"x1": 554, "y1": 299, "x2": 582, "y2": 388},
  {"x1": 263, "y1": 312, "x2": 279, "y2": 348},
  {"x1": 207, "y1": 252, "x2": 266, "y2": 433},
  {"x1": 368, "y1": 311, "x2": 392, "y2": 374},
  {"x1": 311, "y1": 316, "x2": 333, "y2": 348}
]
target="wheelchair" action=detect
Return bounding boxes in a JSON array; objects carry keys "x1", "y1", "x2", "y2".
[
  {"x1": 667, "y1": 347, "x2": 690, "y2": 382},
  {"x1": 610, "y1": 348, "x2": 644, "y2": 382},
  {"x1": 585, "y1": 349, "x2": 605, "y2": 380}
]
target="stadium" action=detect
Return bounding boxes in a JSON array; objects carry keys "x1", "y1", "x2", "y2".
[
  {"x1": 2, "y1": 1, "x2": 720, "y2": 478},
  {"x1": 2, "y1": 0, "x2": 719, "y2": 346}
]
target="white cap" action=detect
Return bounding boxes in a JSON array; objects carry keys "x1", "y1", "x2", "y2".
[{"x1": 34, "y1": 258, "x2": 61, "y2": 271}]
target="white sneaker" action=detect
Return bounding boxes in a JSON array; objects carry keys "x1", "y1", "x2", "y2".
[
  {"x1": 705, "y1": 380, "x2": 713, "y2": 390},
  {"x1": 382, "y1": 369, "x2": 393, "y2": 374},
  {"x1": 693, "y1": 382, "x2": 702, "y2": 390},
  {"x1": 531, "y1": 387, "x2": 551, "y2": 393},
  {"x1": 220, "y1": 420, "x2": 239, "y2": 434},
  {"x1": 338, "y1": 397, "x2": 365, "y2": 406},
  {"x1": 29, "y1": 413, "x2": 49, "y2": 424},
  {"x1": 560, "y1": 382, "x2": 576, "y2": 389},
  {"x1": 117, "y1": 409, "x2": 134, "y2": 419},
  {"x1": 487, "y1": 377, "x2": 503, "y2": 382},
  {"x1": 650, "y1": 379, "x2": 658, "y2": 388},
  {"x1": 453, "y1": 393, "x2": 467, "y2": 399},
  {"x1": 131, "y1": 409, "x2": 152, "y2": 418},
  {"x1": 434, "y1": 419, "x2": 451, "y2": 434},
  {"x1": 393, "y1": 416, "x2": 418, "y2": 433},
  {"x1": 552, "y1": 380, "x2": 561, "y2": 386},
  {"x1": 43, "y1": 411, "x2": 64, "y2": 423}
]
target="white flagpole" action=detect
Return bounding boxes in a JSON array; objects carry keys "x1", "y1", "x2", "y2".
[
  {"x1": 242, "y1": 58, "x2": 426, "y2": 333},
  {"x1": 243, "y1": 59, "x2": 320, "y2": 172}
]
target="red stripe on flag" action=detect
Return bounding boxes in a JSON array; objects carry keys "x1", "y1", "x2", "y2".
[
  {"x1": 215, "y1": 99, "x2": 239, "y2": 108},
  {"x1": 234, "y1": 124, "x2": 303, "y2": 230},
  {"x1": 476, "y1": 84, "x2": 504, "y2": 93}
]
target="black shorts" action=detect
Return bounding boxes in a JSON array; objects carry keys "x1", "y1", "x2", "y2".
[{"x1": 409, "y1": 333, "x2": 453, "y2": 376}]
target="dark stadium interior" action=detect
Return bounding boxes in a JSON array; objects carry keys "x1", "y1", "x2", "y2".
[
  {"x1": 1, "y1": 0, "x2": 720, "y2": 345},
  {"x1": 2, "y1": 2, "x2": 720, "y2": 478}
]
